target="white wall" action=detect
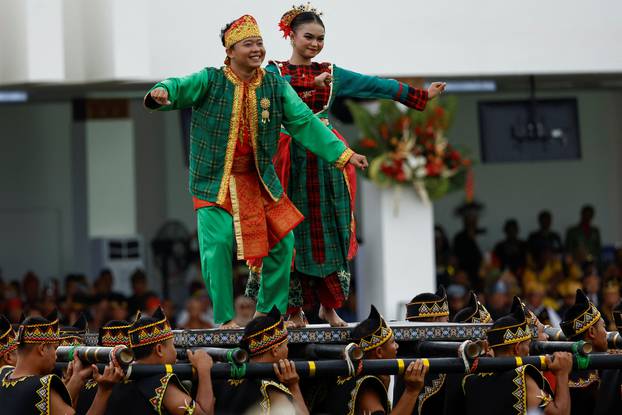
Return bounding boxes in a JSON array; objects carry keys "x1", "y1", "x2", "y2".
[{"x1": 2, "y1": 0, "x2": 622, "y2": 85}]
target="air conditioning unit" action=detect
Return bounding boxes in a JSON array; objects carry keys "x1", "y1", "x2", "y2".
[{"x1": 90, "y1": 236, "x2": 145, "y2": 295}]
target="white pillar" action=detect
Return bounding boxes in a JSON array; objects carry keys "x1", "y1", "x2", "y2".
[{"x1": 356, "y1": 180, "x2": 436, "y2": 321}]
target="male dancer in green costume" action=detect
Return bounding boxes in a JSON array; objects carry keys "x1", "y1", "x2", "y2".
[{"x1": 144, "y1": 15, "x2": 367, "y2": 328}]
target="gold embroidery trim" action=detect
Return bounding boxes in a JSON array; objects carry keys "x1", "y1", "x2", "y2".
[
  {"x1": 249, "y1": 71, "x2": 279, "y2": 202},
  {"x1": 260, "y1": 380, "x2": 292, "y2": 415},
  {"x1": 229, "y1": 177, "x2": 245, "y2": 260},
  {"x1": 417, "y1": 373, "x2": 446, "y2": 415},
  {"x1": 37, "y1": 375, "x2": 52, "y2": 415},
  {"x1": 347, "y1": 376, "x2": 388, "y2": 415},
  {"x1": 219, "y1": 67, "x2": 245, "y2": 204},
  {"x1": 335, "y1": 148, "x2": 354, "y2": 170},
  {"x1": 513, "y1": 366, "x2": 527, "y2": 414}
]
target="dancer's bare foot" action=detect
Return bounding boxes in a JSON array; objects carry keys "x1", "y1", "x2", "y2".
[
  {"x1": 319, "y1": 305, "x2": 348, "y2": 327},
  {"x1": 286, "y1": 310, "x2": 308, "y2": 328},
  {"x1": 219, "y1": 320, "x2": 240, "y2": 330}
]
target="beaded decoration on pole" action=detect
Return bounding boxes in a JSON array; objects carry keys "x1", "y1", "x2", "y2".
[{"x1": 278, "y1": 3, "x2": 323, "y2": 39}]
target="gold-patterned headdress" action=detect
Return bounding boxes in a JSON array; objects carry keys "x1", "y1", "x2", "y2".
[
  {"x1": 0, "y1": 315, "x2": 17, "y2": 357},
  {"x1": 453, "y1": 291, "x2": 492, "y2": 324},
  {"x1": 486, "y1": 297, "x2": 532, "y2": 348},
  {"x1": 406, "y1": 286, "x2": 449, "y2": 321},
  {"x1": 128, "y1": 307, "x2": 173, "y2": 348},
  {"x1": 59, "y1": 314, "x2": 88, "y2": 347},
  {"x1": 224, "y1": 15, "x2": 262, "y2": 49},
  {"x1": 560, "y1": 289, "x2": 602, "y2": 339},
  {"x1": 17, "y1": 310, "x2": 61, "y2": 344},
  {"x1": 241, "y1": 306, "x2": 288, "y2": 356},
  {"x1": 278, "y1": 3, "x2": 323, "y2": 38},
  {"x1": 352, "y1": 305, "x2": 394, "y2": 352},
  {"x1": 99, "y1": 318, "x2": 133, "y2": 347}
]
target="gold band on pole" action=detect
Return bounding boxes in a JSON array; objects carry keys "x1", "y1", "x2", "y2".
[{"x1": 397, "y1": 359, "x2": 405, "y2": 375}]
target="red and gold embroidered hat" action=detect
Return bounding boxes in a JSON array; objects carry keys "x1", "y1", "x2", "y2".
[
  {"x1": 17, "y1": 310, "x2": 61, "y2": 344},
  {"x1": 351, "y1": 305, "x2": 393, "y2": 352},
  {"x1": 99, "y1": 318, "x2": 133, "y2": 347},
  {"x1": 0, "y1": 315, "x2": 18, "y2": 357},
  {"x1": 224, "y1": 15, "x2": 262, "y2": 49},
  {"x1": 278, "y1": 3, "x2": 323, "y2": 39},
  {"x1": 241, "y1": 306, "x2": 288, "y2": 356},
  {"x1": 59, "y1": 314, "x2": 88, "y2": 347},
  {"x1": 128, "y1": 307, "x2": 173, "y2": 348}
]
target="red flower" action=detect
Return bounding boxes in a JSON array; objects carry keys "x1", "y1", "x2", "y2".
[
  {"x1": 434, "y1": 107, "x2": 445, "y2": 117},
  {"x1": 360, "y1": 138, "x2": 378, "y2": 149},
  {"x1": 449, "y1": 150, "x2": 461, "y2": 161},
  {"x1": 426, "y1": 158, "x2": 443, "y2": 176},
  {"x1": 380, "y1": 124, "x2": 389, "y2": 140}
]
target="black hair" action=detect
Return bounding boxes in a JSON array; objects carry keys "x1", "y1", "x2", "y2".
[
  {"x1": 220, "y1": 20, "x2": 236, "y2": 47},
  {"x1": 504, "y1": 219, "x2": 519, "y2": 233},
  {"x1": 538, "y1": 210, "x2": 551, "y2": 221},
  {"x1": 130, "y1": 269, "x2": 147, "y2": 284},
  {"x1": 107, "y1": 292, "x2": 128, "y2": 305},
  {"x1": 290, "y1": 11, "x2": 324, "y2": 33},
  {"x1": 132, "y1": 343, "x2": 157, "y2": 360}
]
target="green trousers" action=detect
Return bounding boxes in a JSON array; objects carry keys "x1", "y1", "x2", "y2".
[{"x1": 196, "y1": 206, "x2": 294, "y2": 324}]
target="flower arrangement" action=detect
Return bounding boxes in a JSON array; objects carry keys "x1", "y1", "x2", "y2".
[{"x1": 347, "y1": 97, "x2": 472, "y2": 202}]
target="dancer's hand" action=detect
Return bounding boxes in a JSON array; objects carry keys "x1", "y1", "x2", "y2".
[
  {"x1": 427, "y1": 82, "x2": 447, "y2": 99},
  {"x1": 150, "y1": 87, "x2": 172, "y2": 106},
  {"x1": 314, "y1": 72, "x2": 332, "y2": 88},
  {"x1": 273, "y1": 359, "x2": 300, "y2": 388},
  {"x1": 348, "y1": 153, "x2": 368, "y2": 170},
  {"x1": 403, "y1": 360, "x2": 428, "y2": 392}
]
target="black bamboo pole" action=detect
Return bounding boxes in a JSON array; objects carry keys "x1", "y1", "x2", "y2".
[
  {"x1": 56, "y1": 346, "x2": 134, "y2": 366},
  {"x1": 176, "y1": 347, "x2": 249, "y2": 364},
  {"x1": 530, "y1": 340, "x2": 592, "y2": 356},
  {"x1": 303, "y1": 343, "x2": 363, "y2": 362},
  {"x1": 55, "y1": 353, "x2": 622, "y2": 380},
  {"x1": 413, "y1": 340, "x2": 482, "y2": 359},
  {"x1": 543, "y1": 326, "x2": 622, "y2": 349}
]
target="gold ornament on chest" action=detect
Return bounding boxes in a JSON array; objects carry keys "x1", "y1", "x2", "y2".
[
  {"x1": 301, "y1": 90, "x2": 314, "y2": 99},
  {"x1": 260, "y1": 97, "x2": 270, "y2": 124}
]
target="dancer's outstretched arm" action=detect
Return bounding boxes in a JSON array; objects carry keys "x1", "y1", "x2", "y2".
[
  {"x1": 144, "y1": 68, "x2": 213, "y2": 111},
  {"x1": 333, "y1": 65, "x2": 444, "y2": 110},
  {"x1": 281, "y1": 81, "x2": 367, "y2": 170}
]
